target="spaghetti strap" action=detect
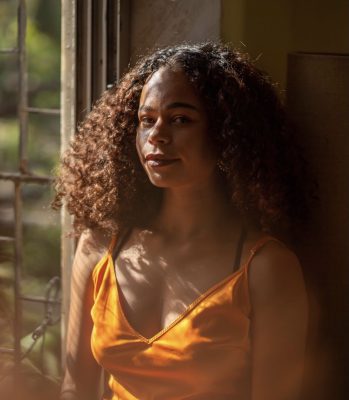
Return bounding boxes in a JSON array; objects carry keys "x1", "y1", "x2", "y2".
[
  {"x1": 233, "y1": 227, "x2": 247, "y2": 272},
  {"x1": 108, "y1": 235, "x2": 117, "y2": 253},
  {"x1": 110, "y1": 228, "x2": 133, "y2": 260},
  {"x1": 107, "y1": 228, "x2": 132, "y2": 255},
  {"x1": 245, "y1": 235, "x2": 283, "y2": 267}
]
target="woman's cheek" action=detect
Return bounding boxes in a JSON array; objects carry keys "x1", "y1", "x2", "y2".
[{"x1": 135, "y1": 129, "x2": 145, "y2": 161}]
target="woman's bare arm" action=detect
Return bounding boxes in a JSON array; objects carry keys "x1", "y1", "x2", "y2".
[
  {"x1": 60, "y1": 230, "x2": 109, "y2": 400},
  {"x1": 249, "y1": 242, "x2": 308, "y2": 400}
]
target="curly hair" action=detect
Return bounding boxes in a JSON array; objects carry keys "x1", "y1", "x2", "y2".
[{"x1": 53, "y1": 42, "x2": 310, "y2": 236}]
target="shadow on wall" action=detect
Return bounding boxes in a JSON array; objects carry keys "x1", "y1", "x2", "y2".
[{"x1": 287, "y1": 52, "x2": 349, "y2": 400}]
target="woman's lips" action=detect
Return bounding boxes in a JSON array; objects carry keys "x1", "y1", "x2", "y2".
[
  {"x1": 145, "y1": 154, "x2": 179, "y2": 168},
  {"x1": 146, "y1": 159, "x2": 179, "y2": 167}
]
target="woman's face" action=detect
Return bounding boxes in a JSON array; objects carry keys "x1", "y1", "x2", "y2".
[{"x1": 136, "y1": 67, "x2": 217, "y2": 189}]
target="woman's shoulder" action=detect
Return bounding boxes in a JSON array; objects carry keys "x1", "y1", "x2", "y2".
[
  {"x1": 79, "y1": 228, "x2": 111, "y2": 252},
  {"x1": 245, "y1": 230, "x2": 306, "y2": 306},
  {"x1": 72, "y1": 229, "x2": 111, "y2": 278}
]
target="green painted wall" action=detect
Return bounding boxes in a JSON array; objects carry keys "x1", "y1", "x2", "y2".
[{"x1": 221, "y1": 0, "x2": 349, "y2": 90}]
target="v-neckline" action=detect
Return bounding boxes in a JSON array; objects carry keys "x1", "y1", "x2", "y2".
[{"x1": 108, "y1": 252, "x2": 248, "y2": 345}]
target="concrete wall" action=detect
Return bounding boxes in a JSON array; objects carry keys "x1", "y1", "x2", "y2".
[{"x1": 129, "y1": 0, "x2": 221, "y2": 64}]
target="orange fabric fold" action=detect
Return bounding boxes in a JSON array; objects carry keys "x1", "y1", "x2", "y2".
[{"x1": 90, "y1": 236, "x2": 277, "y2": 400}]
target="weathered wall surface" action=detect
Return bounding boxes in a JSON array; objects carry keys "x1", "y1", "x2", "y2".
[
  {"x1": 129, "y1": 0, "x2": 221, "y2": 63},
  {"x1": 287, "y1": 53, "x2": 349, "y2": 400},
  {"x1": 221, "y1": 0, "x2": 349, "y2": 90}
]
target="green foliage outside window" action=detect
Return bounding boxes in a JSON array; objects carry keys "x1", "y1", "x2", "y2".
[{"x1": 0, "y1": 1, "x2": 62, "y2": 397}]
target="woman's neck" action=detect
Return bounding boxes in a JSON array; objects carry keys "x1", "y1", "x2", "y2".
[{"x1": 153, "y1": 180, "x2": 238, "y2": 241}]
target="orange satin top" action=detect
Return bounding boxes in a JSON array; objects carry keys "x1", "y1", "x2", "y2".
[{"x1": 91, "y1": 235, "x2": 277, "y2": 400}]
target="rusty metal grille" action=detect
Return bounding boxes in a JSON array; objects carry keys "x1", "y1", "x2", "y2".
[
  {"x1": 0, "y1": 1, "x2": 130, "y2": 396},
  {"x1": 0, "y1": 0, "x2": 61, "y2": 394}
]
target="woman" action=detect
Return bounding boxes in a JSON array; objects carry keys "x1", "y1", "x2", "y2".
[{"x1": 55, "y1": 43, "x2": 309, "y2": 400}]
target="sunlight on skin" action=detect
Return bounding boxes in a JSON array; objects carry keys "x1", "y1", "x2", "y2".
[{"x1": 114, "y1": 225, "x2": 243, "y2": 336}]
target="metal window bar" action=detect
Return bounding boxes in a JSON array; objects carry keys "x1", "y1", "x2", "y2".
[
  {"x1": 0, "y1": 49, "x2": 19, "y2": 54},
  {"x1": 0, "y1": 0, "x2": 62, "y2": 394},
  {"x1": 0, "y1": 2, "x2": 131, "y2": 388},
  {"x1": 76, "y1": 0, "x2": 130, "y2": 121},
  {"x1": 0, "y1": 2, "x2": 130, "y2": 393}
]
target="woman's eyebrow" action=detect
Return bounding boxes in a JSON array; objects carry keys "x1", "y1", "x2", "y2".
[
  {"x1": 138, "y1": 105, "x2": 154, "y2": 112},
  {"x1": 166, "y1": 102, "x2": 199, "y2": 111},
  {"x1": 139, "y1": 102, "x2": 199, "y2": 112}
]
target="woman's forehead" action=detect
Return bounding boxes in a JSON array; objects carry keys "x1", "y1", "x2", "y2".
[{"x1": 139, "y1": 67, "x2": 202, "y2": 108}]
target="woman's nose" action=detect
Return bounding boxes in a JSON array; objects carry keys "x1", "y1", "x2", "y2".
[{"x1": 148, "y1": 120, "x2": 171, "y2": 145}]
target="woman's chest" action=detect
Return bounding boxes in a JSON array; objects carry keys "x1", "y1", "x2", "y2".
[
  {"x1": 92, "y1": 254, "x2": 251, "y2": 400},
  {"x1": 113, "y1": 240, "x2": 241, "y2": 339}
]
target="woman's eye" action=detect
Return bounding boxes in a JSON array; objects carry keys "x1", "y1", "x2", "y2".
[
  {"x1": 172, "y1": 115, "x2": 190, "y2": 124},
  {"x1": 140, "y1": 116, "x2": 155, "y2": 126}
]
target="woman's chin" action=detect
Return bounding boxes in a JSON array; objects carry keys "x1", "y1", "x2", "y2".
[
  {"x1": 146, "y1": 173, "x2": 184, "y2": 189},
  {"x1": 148, "y1": 176, "x2": 173, "y2": 188}
]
